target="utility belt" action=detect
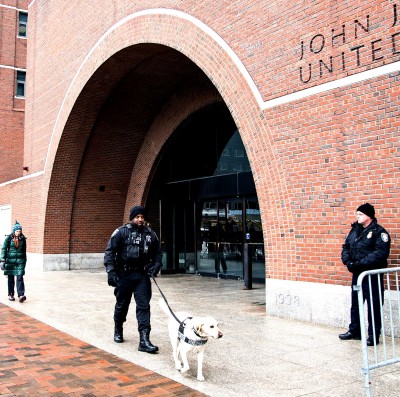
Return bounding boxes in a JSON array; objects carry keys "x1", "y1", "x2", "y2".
[{"x1": 122, "y1": 262, "x2": 145, "y2": 272}]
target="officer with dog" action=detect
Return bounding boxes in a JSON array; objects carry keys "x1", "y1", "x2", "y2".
[{"x1": 104, "y1": 205, "x2": 162, "y2": 353}]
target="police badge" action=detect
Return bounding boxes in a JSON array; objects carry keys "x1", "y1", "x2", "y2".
[{"x1": 381, "y1": 233, "x2": 389, "y2": 242}]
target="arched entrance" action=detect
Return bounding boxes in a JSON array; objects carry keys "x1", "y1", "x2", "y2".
[
  {"x1": 40, "y1": 27, "x2": 278, "y2": 274},
  {"x1": 146, "y1": 103, "x2": 265, "y2": 283}
]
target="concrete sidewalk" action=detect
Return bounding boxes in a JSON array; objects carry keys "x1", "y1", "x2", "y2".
[{"x1": 1, "y1": 270, "x2": 399, "y2": 397}]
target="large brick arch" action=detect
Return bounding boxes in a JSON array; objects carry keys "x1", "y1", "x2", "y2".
[{"x1": 43, "y1": 10, "x2": 295, "y2": 273}]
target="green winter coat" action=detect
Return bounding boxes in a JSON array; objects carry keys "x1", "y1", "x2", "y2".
[{"x1": 1, "y1": 234, "x2": 27, "y2": 276}]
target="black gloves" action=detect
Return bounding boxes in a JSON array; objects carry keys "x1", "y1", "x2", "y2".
[
  {"x1": 107, "y1": 269, "x2": 119, "y2": 287},
  {"x1": 346, "y1": 261, "x2": 360, "y2": 273},
  {"x1": 146, "y1": 263, "x2": 162, "y2": 277}
]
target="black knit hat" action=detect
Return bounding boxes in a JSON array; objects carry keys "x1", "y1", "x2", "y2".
[
  {"x1": 357, "y1": 203, "x2": 375, "y2": 219},
  {"x1": 129, "y1": 205, "x2": 146, "y2": 221}
]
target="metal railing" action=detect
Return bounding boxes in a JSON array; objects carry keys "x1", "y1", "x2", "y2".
[{"x1": 355, "y1": 267, "x2": 400, "y2": 397}]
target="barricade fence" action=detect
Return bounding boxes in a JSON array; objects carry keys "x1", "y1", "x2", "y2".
[{"x1": 355, "y1": 267, "x2": 400, "y2": 397}]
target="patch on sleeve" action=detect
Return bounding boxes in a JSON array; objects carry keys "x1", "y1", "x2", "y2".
[
  {"x1": 111, "y1": 228, "x2": 119, "y2": 238},
  {"x1": 381, "y1": 233, "x2": 389, "y2": 243}
]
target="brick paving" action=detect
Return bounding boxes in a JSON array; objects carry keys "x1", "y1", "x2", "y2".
[{"x1": 0, "y1": 303, "x2": 208, "y2": 397}]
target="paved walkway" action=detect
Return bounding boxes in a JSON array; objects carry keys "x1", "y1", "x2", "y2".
[
  {"x1": 0, "y1": 303, "x2": 206, "y2": 397},
  {"x1": 0, "y1": 270, "x2": 399, "y2": 397}
]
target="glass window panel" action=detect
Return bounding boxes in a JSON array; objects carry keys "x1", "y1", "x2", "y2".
[
  {"x1": 18, "y1": 12, "x2": 28, "y2": 37},
  {"x1": 221, "y1": 148, "x2": 231, "y2": 157},
  {"x1": 214, "y1": 130, "x2": 250, "y2": 176},
  {"x1": 235, "y1": 148, "x2": 244, "y2": 157},
  {"x1": 16, "y1": 71, "x2": 26, "y2": 97}
]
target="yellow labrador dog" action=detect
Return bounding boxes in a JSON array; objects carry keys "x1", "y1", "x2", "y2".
[{"x1": 159, "y1": 298, "x2": 223, "y2": 381}]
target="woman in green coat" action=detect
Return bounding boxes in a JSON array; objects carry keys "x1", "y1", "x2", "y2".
[{"x1": 0, "y1": 221, "x2": 27, "y2": 302}]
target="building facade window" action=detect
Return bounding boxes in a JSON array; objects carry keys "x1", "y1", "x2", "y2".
[
  {"x1": 214, "y1": 130, "x2": 251, "y2": 176},
  {"x1": 16, "y1": 71, "x2": 26, "y2": 97},
  {"x1": 233, "y1": 163, "x2": 243, "y2": 172},
  {"x1": 221, "y1": 148, "x2": 231, "y2": 157},
  {"x1": 235, "y1": 148, "x2": 244, "y2": 158},
  {"x1": 18, "y1": 12, "x2": 28, "y2": 38},
  {"x1": 218, "y1": 162, "x2": 228, "y2": 171}
]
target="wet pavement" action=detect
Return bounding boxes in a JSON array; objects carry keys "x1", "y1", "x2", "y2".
[{"x1": 0, "y1": 270, "x2": 399, "y2": 396}]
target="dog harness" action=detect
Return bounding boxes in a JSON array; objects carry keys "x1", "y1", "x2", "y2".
[{"x1": 178, "y1": 317, "x2": 208, "y2": 346}]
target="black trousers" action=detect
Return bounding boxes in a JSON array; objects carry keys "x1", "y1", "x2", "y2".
[
  {"x1": 349, "y1": 273, "x2": 384, "y2": 338},
  {"x1": 113, "y1": 270, "x2": 152, "y2": 332}
]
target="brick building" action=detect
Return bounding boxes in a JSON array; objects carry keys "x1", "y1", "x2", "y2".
[
  {"x1": 0, "y1": 0, "x2": 399, "y2": 327},
  {"x1": 0, "y1": 1, "x2": 27, "y2": 182}
]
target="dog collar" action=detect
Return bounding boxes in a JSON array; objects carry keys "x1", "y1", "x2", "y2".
[{"x1": 178, "y1": 318, "x2": 208, "y2": 346}]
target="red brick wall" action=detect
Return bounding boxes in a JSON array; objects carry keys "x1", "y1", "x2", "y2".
[
  {"x1": 267, "y1": 74, "x2": 400, "y2": 282},
  {"x1": 0, "y1": 1, "x2": 398, "y2": 285},
  {"x1": 0, "y1": 1, "x2": 28, "y2": 182}
]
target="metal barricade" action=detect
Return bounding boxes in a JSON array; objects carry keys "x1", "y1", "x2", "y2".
[{"x1": 354, "y1": 267, "x2": 400, "y2": 397}]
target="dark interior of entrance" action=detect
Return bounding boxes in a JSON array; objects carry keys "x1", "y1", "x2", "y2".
[{"x1": 147, "y1": 103, "x2": 265, "y2": 283}]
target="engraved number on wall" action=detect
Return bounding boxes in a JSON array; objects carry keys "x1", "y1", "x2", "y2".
[{"x1": 276, "y1": 293, "x2": 300, "y2": 306}]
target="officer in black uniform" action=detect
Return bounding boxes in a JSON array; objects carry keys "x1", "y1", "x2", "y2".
[
  {"x1": 104, "y1": 205, "x2": 162, "y2": 353},
  {"x1": 340, "y1": 203, "x2": 391, "y2": 346}
]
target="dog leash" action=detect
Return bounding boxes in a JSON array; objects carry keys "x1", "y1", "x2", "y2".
[
  {"x1": 151, "y1": 275, "x2": 208, "y2": 346},
  {"x1": 151, "y1": 275, "x2": 181, "y2": 324}
]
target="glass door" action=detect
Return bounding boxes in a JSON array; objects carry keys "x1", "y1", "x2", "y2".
[
  {"x1": 196, "y1": 197, "x2": 264, "y2": 282},
  {"x1": 244, "y1": 197, "x2": 265, "y2": 282},
  {"x1": 160, "y1": 199, "x2": 196, "y2": 274},
  {"x1": 197, "y1": 199, "x2": 244, "y2": 278},
  {"x1": 160, "y1": 195, "x2": 264, "y2": 282}
]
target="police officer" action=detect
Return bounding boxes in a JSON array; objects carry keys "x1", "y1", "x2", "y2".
[
  {"x1": 340, "y1": 203, "x2": 391, "y2": 346},
  {"x1": 104, "y1": 205, "x2": 162, "y2": 353}
]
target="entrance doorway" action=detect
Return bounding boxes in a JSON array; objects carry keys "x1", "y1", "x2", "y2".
[
  {"x1": 146, "y1": 103, "x2": 265, "y2": 284},
  {"x1": 197, "y1": 198, "x2": 264, "y2": 281},
  {"x1": 159, "y1": 175, "x2": 265, "y2": 283}
]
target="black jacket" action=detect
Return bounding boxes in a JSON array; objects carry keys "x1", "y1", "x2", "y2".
[
  {"x1": 341, "y1": 219, "x2": 390, "y2": 274},
  {"x1": 104, "y1": 223, "x2": 162, "y2": 272}
]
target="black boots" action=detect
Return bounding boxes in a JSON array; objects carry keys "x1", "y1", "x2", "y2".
[
  {"x1": 114, "y1": 323, "x2": 123, "y2": 343},
  {"x1": 114, "y1": 325, "x2": 158, "y2": 352},
  {"x1": 339, "y1": 331, "x2": 361, "y2": 340},
  {"x1": 339, "y1": 331, "x2": 380, "y2": 346},
  {"x1": 367, "y1": 336, "x2": 380, "y2": 346},
  {"x1": 138, "y1": 328, "x2": 158, "y2": 353}
]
